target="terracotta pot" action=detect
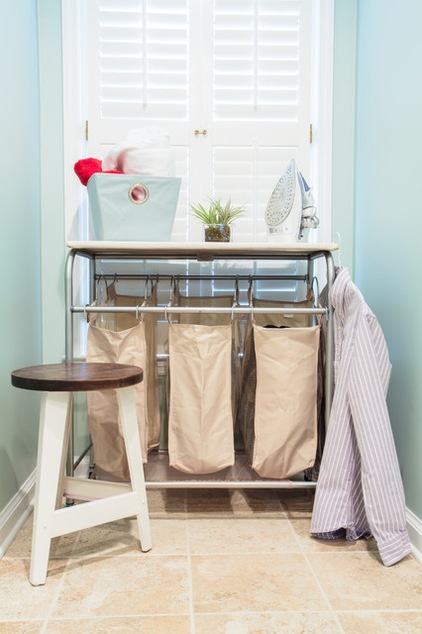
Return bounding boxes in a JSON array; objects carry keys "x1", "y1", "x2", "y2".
[{"x1": 204, "y1": 224, "x2": 231, "y2": 242}]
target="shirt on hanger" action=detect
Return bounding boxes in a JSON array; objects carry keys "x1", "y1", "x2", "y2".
[{"x1": 310, "y1": 267, "x2": 411, "y2": 566}]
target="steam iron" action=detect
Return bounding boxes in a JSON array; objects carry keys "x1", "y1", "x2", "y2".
[
  {"x1": 297, "y1": 169, "x2": 319, "y2": 240},
  {"x1": 265, "y1": 159, "x2": 319, "y2": 242}
]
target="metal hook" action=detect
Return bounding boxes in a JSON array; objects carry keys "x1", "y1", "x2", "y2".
[
  {"x1": 247, "y1": 276, "x2": 253, "y2": 307},
  {"x1": 311, "y1": 276, "x2": 320, "y2": 307},
  {"x1": 336, "y1": 231, "x2": 342, "y2": 268},
  {"x1": 169, "y1": 277, "x2": 175, "y2": 304},
  {"x1": 234, "y1": 276, "x2": 239, "y2": 305},
  {"x1": 144, "y1": 275, "x2": 150, "y2": 300}
]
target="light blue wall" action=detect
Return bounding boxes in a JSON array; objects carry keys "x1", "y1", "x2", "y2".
[
  {"x1": 331, "y1": 0, "x2": 358, "y2": 274},
  {"x1": 0, "y1": 0, "x2": 65, "y2": 519},
  {"x1": 354, "y1": 0, "x2": 422, "y2": 519},
  {"x1": 38, "y1": 0, "x2": 66, "y2": 363},
  {"x1": 0, "y1": 0, "x2": 42, "y2": 509}
]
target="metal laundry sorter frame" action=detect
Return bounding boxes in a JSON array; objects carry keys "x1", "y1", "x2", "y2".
[{"x1": 65, "y1": 241, "x2": 338, "y2": 490}]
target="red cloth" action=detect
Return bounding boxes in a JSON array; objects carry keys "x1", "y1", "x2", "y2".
[{"x1": 74, "y1": 157, "x2": 122, "y2": 186}]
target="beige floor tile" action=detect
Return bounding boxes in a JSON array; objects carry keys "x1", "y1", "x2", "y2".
[
  {"x1": 277, "y1": 489, "x2": 315, "y2": 518},
  {"x1": 191, "y1": 553, "x2": 329, "y2": 613},
  {"x1": 5, "y1": 514, "x2": 80, "y2": 560},
  {"x1": 44, "y1": 615, "x2": 191, "y2": 633},
  {"x1": 3, "y1": 517, "x2": 33, "y2": 558},
  {"x1": 148, "y1": 518, "x2": 189, "y2": 555},
  {"x1": 0, "y1": 558, "x2": 64, "y2": 620},
  {"x1": 337, "y1": 610, "x2": 422, "y2": 633},
  {"x1": 52, "y1": 555, "x2": 189, "y2": 618},
  {"x1": 290, "y1": 516, "x2": 378, "y2": 554},
  {"x1": 186, "y1": 488, "x2": 284, "y2": 517},
  {"x1": 308, "y1": 552, "x2": 422, "y2": 611},
  {"x1": 195, "y1": 611, "x2": 343, "y2": 633},
  {"x1": 0, "y1": 623, "x2": 44, "y2": 634},
  {"x1": 146, "y1": 488, "x2": 187, "y2": 517},
  {"x1": 188, "y1": 517, "x2": 299, "y2": 555},
  {"x1": 0, "y1": 621, "x2": 44, "y2": 634},
  {"x1": 67, "y1": 517, "x2": 188, "y2": 558}
]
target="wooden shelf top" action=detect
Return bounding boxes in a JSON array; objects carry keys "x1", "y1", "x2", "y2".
[{"x1": 67, "y1": 240, "x2": 339, "y2": 260}]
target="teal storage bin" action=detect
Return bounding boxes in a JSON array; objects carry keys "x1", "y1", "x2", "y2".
[{"x1": 87, "y1": 173, "x2": 181, "y2": 241}]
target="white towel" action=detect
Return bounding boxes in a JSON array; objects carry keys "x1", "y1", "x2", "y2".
[{"x1": 103, "y1": 127, "x2": 176, "y2": 176}]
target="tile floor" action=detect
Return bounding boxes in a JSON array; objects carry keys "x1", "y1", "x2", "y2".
[{"x1": 1, "y1": 486, "x2": 421, "y2": 633}]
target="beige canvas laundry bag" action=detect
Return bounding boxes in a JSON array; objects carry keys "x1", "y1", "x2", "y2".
[
  {"x1": 252, "y1": 296, "x2": 314, "y2": 328},
  {"x1": 237, "y1": 322, "x2": 320, "y2": 479},
  {"x1": 86, "y1": 284, "x2": 159, "y2": 480},
  {"x1": 176, "y1": 293, "x2": 243, "y2": 417},
  {"x1": 168, "y1": 322, "x2": 235, "y2": 474},
  {"x1": 113, "y1": 285, "x2": 160, "y2": 449}
]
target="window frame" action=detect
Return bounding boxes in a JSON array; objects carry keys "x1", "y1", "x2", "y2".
[{"x1": 62, "y1": 0, "x2": 334, "y2": 243}]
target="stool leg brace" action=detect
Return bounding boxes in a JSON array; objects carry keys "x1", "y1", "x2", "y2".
[{"x1": 30, "y1": 386, "x2": 151, "y2": 586}]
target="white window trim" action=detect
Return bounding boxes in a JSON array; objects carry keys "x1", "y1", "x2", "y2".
[{"x1": 311, "y1": 0, "x2": 334, "y2": 244}]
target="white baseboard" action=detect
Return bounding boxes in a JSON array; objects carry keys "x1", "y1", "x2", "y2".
[
  {"x1": 0, "y1": 470, "x2": 35, "y2": 558},
  {"x1": 406, "y1": 507, "x2": 422, "y2": 565}
]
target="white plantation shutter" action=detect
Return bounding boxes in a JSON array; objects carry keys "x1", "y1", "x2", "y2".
[
  {"x1": 211, "y1": 1, "x2": 312, "y2": 241},
  {"x1": 213, "y1": 0, "x2": 305, "y2": 122},
  {"x1": 85, "y1": 0, "x2": 314, "y2": 243},
  {"x1": 89, "y1": 0, "x2": 189, "y2": 125}
]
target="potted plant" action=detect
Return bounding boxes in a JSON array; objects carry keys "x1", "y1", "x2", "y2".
[{"x1": 190, "y1": 197, "x2": 246, "y2": 242}]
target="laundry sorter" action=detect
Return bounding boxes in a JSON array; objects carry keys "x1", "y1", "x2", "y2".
[{"x1": 65, "y1": 240, "x2": 338, "y2": 489}]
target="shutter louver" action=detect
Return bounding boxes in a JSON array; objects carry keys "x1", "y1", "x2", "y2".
[
  {"x1": 97, "y1": 0, "x2": 189, "y2": 120},
  {"x1": 213, "y1": 0, "x2": 302, "y2": 121}
]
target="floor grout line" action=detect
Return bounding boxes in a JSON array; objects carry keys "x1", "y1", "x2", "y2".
[
  {"x1": 283, "y1": 503, "x2": 347, "y2": 634},
  {"x1": 185, "y1": 516, "x2": 197, "y2": 634},
  {"x1": 302, "y1": 548, "x2": 346, "y2": 633}
]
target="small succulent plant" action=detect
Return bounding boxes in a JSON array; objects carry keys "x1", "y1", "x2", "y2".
[{"x1": 191, "y1": 197, "x2": 245, "y2": 227}]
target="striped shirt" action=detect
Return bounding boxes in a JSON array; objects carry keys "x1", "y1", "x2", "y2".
[{"x1": 310, "y1": 268, "x2": 411, "y2": 566}]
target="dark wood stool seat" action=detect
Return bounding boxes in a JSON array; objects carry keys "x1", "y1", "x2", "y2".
[
  {"x1": 11, "y1": 362, "x2": 143, "y2": 392},
  {"x1": 11, "y1": 362, "x2": 152, "y2": 586}
]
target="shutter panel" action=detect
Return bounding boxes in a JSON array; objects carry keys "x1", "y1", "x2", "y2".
[
  {"x1": 211, "y1": 0, "x2": 312, "y2": 242},
  {"x1": 92, "y1": 0, "x2": 189, "y2": 122},
  {"x1": 213, "y1": 0, "x2": 303, "y2": 122},
  {"x1": 86, "y1": 0, "x2": 190, "y2": 242}
]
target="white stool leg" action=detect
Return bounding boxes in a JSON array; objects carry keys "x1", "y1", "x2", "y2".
[
  {"x1": 30, "y1": 391, "x2": 71, "y2": 586},
  {"x1": 55, "y1": 394, "x2": 73, "y2": 510},
  {"x1": 117, "y1": 386, "x2": 152, "y2": 552}
]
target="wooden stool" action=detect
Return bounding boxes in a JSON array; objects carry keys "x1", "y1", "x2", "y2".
[{"x1": 11, "y1": 362, "x2": 152, "y2": 586}]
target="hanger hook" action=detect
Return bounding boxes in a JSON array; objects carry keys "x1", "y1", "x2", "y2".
[
  {"x1": 336, "y1": 231, "x2": 342, "y2": 268},
  {"x1": 144, "y1": 275, "x2": 150, "y2": 300},
  {"x1": 247, "y1": 276, "x2": 253, "y2": 307}
]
